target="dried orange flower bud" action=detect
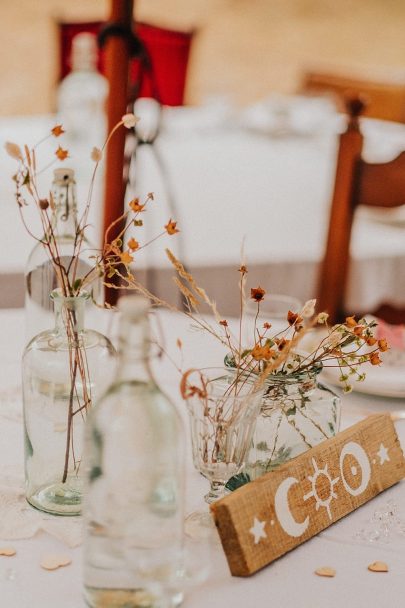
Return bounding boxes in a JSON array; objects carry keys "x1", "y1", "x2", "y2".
[
  {"x1": 287, "y1": 311, "x2": 303, "y2": 326},
  {"x1": 345, "y1": 316, "x2": 357, "y2": 327},
  {"x1": 250, "y1": 286, "x2": 265, "y2": 302},
  {"x1": 378, "y1": 338, "x2": 388, "y2": 352},
  {"x1": 120, "y1": 251, "x2": 133, "y2": 265},
  {"x1": 51, "y1": 125, "x2": 65, "y2": 137},
  {"x1": 165, "y1": 219, "x2": 179, "y2": 235},
  {"x1": 55, "y1": 146, "x2": 69, "y2": 161},
  {"x1": 369, "y1": 352, "x2": 382, "y2": 366},
  {"x1": 128, "y1": 238, "x2": 139, "y2": 251},
  {"x1": 129, "y1": 198, "x2": 145, "y2": 213}
]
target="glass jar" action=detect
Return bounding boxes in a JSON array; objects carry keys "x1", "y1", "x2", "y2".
[
  {"x1": 246, "y1": 366, "x2": 341, "y2": 480},
  {"x1": 22, "y1": 290, "x2": 115, "y2": 515}
]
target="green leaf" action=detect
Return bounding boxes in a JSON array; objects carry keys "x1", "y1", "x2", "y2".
[
  {"x1": 225, "y1": 472, "x2": 251, "y2": 491},
  {"x1": 72, "y1": 278, "x2": 82, "y2": 292}
]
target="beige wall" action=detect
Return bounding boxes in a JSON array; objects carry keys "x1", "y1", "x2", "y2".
[{"x1": 1, "y1": 0, "x2": 405, "y2": 115}]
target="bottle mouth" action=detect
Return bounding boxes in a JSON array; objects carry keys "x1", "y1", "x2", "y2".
[
  {"x1": 50, "y1": 288, "x2": 90, "y2": 303},
  {"x1": 53, "y1": 167, "x2": 76, "y2": 185}
]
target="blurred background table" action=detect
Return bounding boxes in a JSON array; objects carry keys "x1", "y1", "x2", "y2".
[{"x1": 1, "y1": 99, "x2": 405, "y2": 314}]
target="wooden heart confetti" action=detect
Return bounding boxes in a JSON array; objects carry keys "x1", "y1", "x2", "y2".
[
  {"x1": 40, "y1": 554, "x2": 72, "y2": 571},
  {"x1": 368, "y1": 561, "x2": 388, "y2": 573},
  {"x1": 315, "y1": 567, "x2": 336, "y2": 578},
  {"x1": 0, "y1": 547, "x2": 16, "y2": 557}
]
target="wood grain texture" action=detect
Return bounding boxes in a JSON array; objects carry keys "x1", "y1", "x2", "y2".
[{"x1": 211, "y1": 414, "x2": 405, "y2": 577}]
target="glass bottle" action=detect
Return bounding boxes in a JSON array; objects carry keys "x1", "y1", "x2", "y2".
[
  {"x1": 57, "y1": 32, "x2": 108, "y2": 148},
  {"x1": 22, "y1": 289, "x2": 115, "y2": 515},
  {"x1": 24, "y1": 168, "x2": 98, "y2": 341},
  {"x1": 83, "y1": 296, "x2": 185, "y2": 608}
]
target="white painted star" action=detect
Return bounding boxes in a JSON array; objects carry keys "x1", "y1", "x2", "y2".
[
  {"x1": 249, "y1": 517, "x2": 267, "y2": 544},
  {"x1": 377, "y1": 443, "x2": 390, "y2": 465}
]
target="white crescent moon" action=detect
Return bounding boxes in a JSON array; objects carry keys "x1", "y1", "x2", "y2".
[
  {"x1": 275, "y1": 477, "x2": 309, "y2": 538},
  {"x1": 339, "y1": 441, "x2": 371, "y2": 497}
]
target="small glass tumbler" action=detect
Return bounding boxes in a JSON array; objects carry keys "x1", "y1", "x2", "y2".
[{"x1": 184, "y1": 368, "x2": 263, "y2": 536}]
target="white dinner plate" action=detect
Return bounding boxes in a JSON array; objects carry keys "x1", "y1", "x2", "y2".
[
  {"x1": 320, "y1": 366, "x2": 405, "y2": 399},
  {"x1": 302, "y1": 325, "x2": 405, "y2": 400}
]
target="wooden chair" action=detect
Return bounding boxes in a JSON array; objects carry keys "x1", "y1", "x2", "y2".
[
  {"x1": 302, "y1": 70, "x2": 405, "y2": 124},
  {"x1": 317, "y1": 97, "x2": 405, "y2": 325}
]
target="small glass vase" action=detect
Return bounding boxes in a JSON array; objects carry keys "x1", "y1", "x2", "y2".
[
  {"x1": 184, "y1": 368, "x2": 263, "y2": 537},
  {"x1": 244, "y1": 366, "x2": 341, "y2": 481},
  {"x1": 22, "y1": 289, "x2": 115, "y2": 515}
]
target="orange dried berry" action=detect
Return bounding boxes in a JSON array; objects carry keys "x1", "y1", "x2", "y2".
[
  {"x1": 219, "y1": 320, "x2": 228, "y2": 327},
  {"x1": 39, "y1": 198, "x2": 49, "y2": 210},
  {"x1": 353, "y1": 325, "x2": 364, "y2": 337},
  {"x1": 128, "y1": 238, "x2": 139, "y2": 251},
  {"x1": 120, "y1": 251, "x2": 133, "y2": 265},
  {"x1": 378, "y1": 338, "x2": 389, "y2": 352},
  {"x1": 369, "y1": 352, "x2": 382, "y2": 366},
  {"x1": 55, "y1": 146, "x2": 69, "y2": 161},
  {"x1": 250, "y1": 286, "x2": 266, "y2": 302},
  {"x1": 345, "y1": 315, "x2": 357, "y2": 327},
  {"x1": 51, "y1": 125, "x2": 65, "y2": 137},
  {"x1": 366, "y1": 336, "x2": 377, "y2": 346},
  {"x1": 165, "y1": 219, "x2": 179, "y2": 235}
]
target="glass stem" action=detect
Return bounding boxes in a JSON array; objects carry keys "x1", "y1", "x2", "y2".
[{"x1": 205, "y1": 481, "x2": 226, "y2": 504}]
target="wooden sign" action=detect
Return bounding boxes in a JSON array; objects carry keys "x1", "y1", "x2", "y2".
[{"x1": 210, "y1": 414, "x2": 405, "y2": 576}]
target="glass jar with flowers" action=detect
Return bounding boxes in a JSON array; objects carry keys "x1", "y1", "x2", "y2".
[
  {"x1": 151, "y1": 254, "x2": 387, "y2": 487},
  {"x1": 7, "y1": 115, "x2": 181, "y2": 515}
]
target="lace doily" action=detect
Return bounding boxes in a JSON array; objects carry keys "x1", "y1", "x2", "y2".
[{"x1": 0, "y1": 466, "x2": 83, "y2": 548}]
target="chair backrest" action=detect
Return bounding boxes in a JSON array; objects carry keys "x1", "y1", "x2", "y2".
[
  {"x1": 317, "y1": 97, "x2": 405, "y2": 324},
  {"x1": 302, "y1": 70, "x2": 405, "y2": 124},
  {"x1": 58, "y1": 20, "x2": 193, "y2": 106}
]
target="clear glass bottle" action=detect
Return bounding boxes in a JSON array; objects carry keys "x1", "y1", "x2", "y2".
[
  {"x1": 22, "y1": 289, "x2": 115, "y2": 515},
  {"x1": 57, "y1": 32, "x2": 108, "y2": 147},
  {"x1": 24, "y1": 168, "x2": 98, "y2": 341},
  {"x1": 83, "y1": 296, "x2": 185, "y2": 608}
]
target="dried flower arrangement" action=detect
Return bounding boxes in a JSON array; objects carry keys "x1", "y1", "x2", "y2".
[
  {"x1": 149, "y1": 253, "x2": 389, "y2": 483},
  {"x1": 158, "y1": 251, "x2": 388, "y2": 396},
  {"x1": 6, "y1": 114, "x2": 179, "y2": 486}
]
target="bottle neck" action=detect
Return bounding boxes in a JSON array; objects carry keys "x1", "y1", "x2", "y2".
[
  {"x1": 52, "y1": 179, "x2": 78, "y2": 237},
  {"x1": 52, "y1": 292, "x2": 88, "y2": 336},
  {"x1": 116, "y1": 315, "x2": 154, "y2": 383}
]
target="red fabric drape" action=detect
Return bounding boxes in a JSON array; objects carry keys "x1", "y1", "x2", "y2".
[{"x1": 58, "y1": 21, "x2": 193, "y2": 106}]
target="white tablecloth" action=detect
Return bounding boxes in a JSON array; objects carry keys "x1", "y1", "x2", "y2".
[
  {"x1": 1, "y1": 99, "x2": 405, "y2": 313},
  {"x1": 1, "y1": 307, "x2": 405, "y2": 608}
]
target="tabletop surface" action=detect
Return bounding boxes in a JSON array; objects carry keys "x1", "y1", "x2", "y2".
[{"x1": 0, "y1": 306, "x2": 404, "y2": 608}]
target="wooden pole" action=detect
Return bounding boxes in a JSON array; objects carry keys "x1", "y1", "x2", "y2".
[{"x1": 102, "y1": 0, "x2": 134, "y2": 304}]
